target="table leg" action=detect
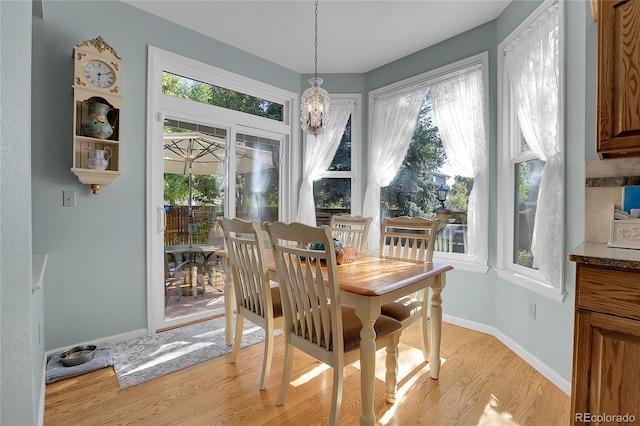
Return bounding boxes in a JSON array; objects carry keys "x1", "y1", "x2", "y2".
[
  {"x1": 429, "y1": 274, "x2": 445, "y2": 379},
  {"x1": 354, "y1": 305, "x2": 378, "y2": 426},
  {"x1": 385, "y1": 334, "x2": 399, "y2": 403},
  {"x1": 222, "y1": 257, "x2": 234, "y2": 346},
  {"x1": 202, "y1": 256, "x2": 210, "y2": 288},
  {"x1": 191, "y1": 266, "x2": 198, "y2": 297}
]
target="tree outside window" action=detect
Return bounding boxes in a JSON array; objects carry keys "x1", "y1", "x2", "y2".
[
  {"x1": 380, "y1": 94, "x2": 473, "y2": 253},
  {"x1": 313, "y1": 115, "x2": 354, "y2": 224}
]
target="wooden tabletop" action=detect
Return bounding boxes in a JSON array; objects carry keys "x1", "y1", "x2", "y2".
[
  {"x1": 219, "y1": 249, "x2": 452, "y2": 297},
  {"x1": 165, "y1": 244, "x2": 220, "y2": 254},
  {"x1": 332, "y1": 257, "x2": 452, "y2": 296}
]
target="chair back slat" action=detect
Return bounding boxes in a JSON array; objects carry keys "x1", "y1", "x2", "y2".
[
  {"x1": 380, "y1": 216, "x2": 439, "y2": 262},
  {"x1": 220, "y1": 218, "x2": 272, "y2": 319},
  {"x1": 329, "y1": 214, "x2": 373, "y2": 254},
  {"x1": 265, "y1": 222, "x2": 341, "y2": 354}
]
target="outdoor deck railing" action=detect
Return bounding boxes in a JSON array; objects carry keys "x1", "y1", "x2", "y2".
[{"x1": 164, "y1": 206, "x2": 468, "y2": 253}]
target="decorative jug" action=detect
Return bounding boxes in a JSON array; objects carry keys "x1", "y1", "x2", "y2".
[
  {"x1": 82, "y1": 97, "x2": 115, "y2": 139},
  {"x1": 86, "y1": 146, "x2": 112, "y2": 170}
]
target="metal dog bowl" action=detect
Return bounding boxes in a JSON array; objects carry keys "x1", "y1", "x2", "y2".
[{"x1": 60, "y1": 345, "x2": 97, "y2": 367}]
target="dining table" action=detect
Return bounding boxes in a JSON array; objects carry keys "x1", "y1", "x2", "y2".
[
  {"x1": 164, "y1": 244, "x2": 220, "y2": 295},
  {"x1": 218, "y1": 250, "x2": 452, "y2": 426}
]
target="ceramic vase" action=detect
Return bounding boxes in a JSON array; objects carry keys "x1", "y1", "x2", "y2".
[{"x1": 82, "y1": 97, "x2": 114, "y2": 139}]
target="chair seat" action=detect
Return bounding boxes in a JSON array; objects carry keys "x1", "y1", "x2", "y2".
[
  {"x1": 381, "y1": 296, "x2": 429, "y2": 323},
  {"x1": 269, "y1": 283, "x2": 283, "y2": 318},
  {"x1": 289, "y1": 305, "x2": 402, "y2": 352},
  {"x1": 341, "y1": 305, "x2": 401, "y2": 352}
]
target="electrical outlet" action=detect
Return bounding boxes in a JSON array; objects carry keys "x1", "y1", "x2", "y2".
[
  {"x1": 528, "y1": 301, "x2": 537, "y2": 320},
  {"x1": 63, "y1": 190, "x2": 76, "y2": 207}
]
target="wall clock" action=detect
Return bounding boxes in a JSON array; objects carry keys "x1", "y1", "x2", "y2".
[{"x1": 83, "y1": 59, "x2": 116, "y2": 89}]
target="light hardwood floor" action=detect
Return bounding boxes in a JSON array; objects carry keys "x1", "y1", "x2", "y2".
[{"x1": 45, "y1": 321, "x2": 570, "y2": 425}]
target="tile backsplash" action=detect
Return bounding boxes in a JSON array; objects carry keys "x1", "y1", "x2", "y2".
[{"x1": 585, "y1": 158, "x2": 640, "y2": 243}]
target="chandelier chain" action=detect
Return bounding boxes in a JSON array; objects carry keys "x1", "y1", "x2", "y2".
[
  {"x1": 314, "y1": 0, "x2": 319, "y2": 80},
  {"x1": 301, "y1": 0, "x2": 329, "y2": 136}
]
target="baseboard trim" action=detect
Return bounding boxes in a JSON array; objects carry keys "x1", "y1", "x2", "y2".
[
  {"x1": 37, "y1": 355, "x2": 46, "y2": 426},
  {"x1": 45, "y1": 328, "x2": 148, "y2": 361},
  {"x1": 443, "y1": 314, "x2": 571, "y2": 396}
]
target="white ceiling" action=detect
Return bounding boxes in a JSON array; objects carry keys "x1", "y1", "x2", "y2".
[{"x1": 124, "y1": 0, "x2": 511, "y2": 74}]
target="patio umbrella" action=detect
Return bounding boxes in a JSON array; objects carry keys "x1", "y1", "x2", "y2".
[{"x1": 163, "y1": 131, "x2": 275, "y2": 246}]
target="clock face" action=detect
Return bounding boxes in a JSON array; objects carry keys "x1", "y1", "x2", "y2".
[{"x1": 83, "y1": 60, "x2": 116, "y2": 88}]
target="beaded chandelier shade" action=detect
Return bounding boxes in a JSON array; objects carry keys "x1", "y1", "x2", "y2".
[{"x1": 301, "y1": 0, "x2": 330, "y2": 136}]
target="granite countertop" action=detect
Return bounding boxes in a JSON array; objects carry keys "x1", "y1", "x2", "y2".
[{"x1": 569, "y1": 242, "x2": 640, "y2": 269}]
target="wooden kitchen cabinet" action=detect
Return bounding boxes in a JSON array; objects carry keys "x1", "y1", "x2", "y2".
[
  {"x1": 596, "y1": 0, "x2": 640, "y2": 158},
  {"x1": 571, "y1": 264, "x2": 640, "y2": 424}
]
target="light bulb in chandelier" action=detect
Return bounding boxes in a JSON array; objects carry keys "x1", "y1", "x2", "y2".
[{"x1": 301, "y1": 77, "x2": 330, "y2": 136}]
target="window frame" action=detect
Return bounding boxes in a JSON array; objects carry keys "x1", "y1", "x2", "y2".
[
  {"x1": 309, "y1": 93, "x2": 362, "y2": 215},
  {"x1": 146, "y1": 46, "x2": 300, "y2": 330},
  {"x1": 496, "y1": 0, "x2": 566, "y2": 302},
  {"x1": 368, "y1": 52, "x2": 490, "y2": 274}
]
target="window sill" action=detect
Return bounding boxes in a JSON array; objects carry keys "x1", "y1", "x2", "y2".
[
  {"x1": 433, "y1": 252, "x2": 489, "y2": 274},
  {"x1": 495, "y1": 268, "x2": 567, "y2": 302}
]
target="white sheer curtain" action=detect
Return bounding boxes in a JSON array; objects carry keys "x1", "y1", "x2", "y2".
[
  {"x1": 505, "y1": 3, "x2": 561, "y2": 288},
  {"x1": 295, "y1": 99, "x2": 354, "y2": 226},
  {"x1": 429, "y1": 63, "x2": 488, "y2": 264},
  {"x1": 363, "y1": 84, "x2": 428, "y2": 250}
]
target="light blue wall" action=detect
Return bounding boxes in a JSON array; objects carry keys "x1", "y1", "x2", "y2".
[
  {"x1": 1, "y1": 0, "x2": 596, "y2": 422},
  {"x1": 495, "y1": 0, "x2": 589, "y2": 384},
  {"x1": 366, "y1": 20, "x2": 500, "y2": 329},
  {"x1": 360, "y1": 0, "x2": 589, "y2": 386},
  {"x1": 31, "y1": 1, "x2": 301, "y2": 350},
  {"x1": 308, "y1": 0, "x2": 588, "y2": 387},
  {"x1": 1, "y1": 1, "x2": 40, "y2": 424}
]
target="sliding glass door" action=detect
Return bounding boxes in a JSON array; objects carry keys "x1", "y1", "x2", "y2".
[{"x1": 146, "y1": 46, "x2": 296, "y2": 332}]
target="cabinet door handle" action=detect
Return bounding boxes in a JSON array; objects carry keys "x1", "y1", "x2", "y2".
[{"x1": 159, "y1": 206, "x2": 166, "y2": 232}]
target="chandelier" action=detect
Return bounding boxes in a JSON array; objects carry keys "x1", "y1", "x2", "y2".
[{"x1": 301, "y1": 0, "x2": 330, "y2": 136}]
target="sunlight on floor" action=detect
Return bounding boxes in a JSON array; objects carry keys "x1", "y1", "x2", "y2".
[
  {"x1": 476, "y1": 394, "x2": 520, "y2": 426},
  {"x1": 124, "y1": 342, "x2": 215, "y2": 376},
  {"x1": 291, "y1": 363, "x2": 331, "y2": 387},
  {"x1": 272, "y1": 339, "x2": 455, "y2": 424},
  {"x1": 378, "y1": 343, "x2": 447, "y2": 424}
]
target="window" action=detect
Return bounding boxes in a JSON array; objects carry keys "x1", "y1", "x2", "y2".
[
  {"x1": 313, "y1": 110, "x2": 359, "y2": 224},
  {"x1": 497, "y1": 0, "x2": 566, "y2": 301},
  {"x1": 234, "y1": 133, "x2": 281, "y2": 223},
  {"x1": 296, "y1": 95, "x2": 360, "y2": 226},
  {"x1": 367, "y1": 54, "x2": 489, "y2": 273},
  {"x1": 162, "y1": 71, "x2": 284, "y2": 121}
]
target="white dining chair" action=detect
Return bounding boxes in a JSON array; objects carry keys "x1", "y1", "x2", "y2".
[
  {"x1": 219, "y1": 218, "x2": 283, "y2": 391},
  {"x1": 264, "y1": 221, "x2": 402, "y2": 426},
  {"x1": 329, "y1": 214, "x2": 373, "y2": 254},
  {"x1": 379, "y1": 216, "x2": 439, "y2": 361}
]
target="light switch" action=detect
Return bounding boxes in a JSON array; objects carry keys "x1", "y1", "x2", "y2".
[{"x1": 63, "y1": 190, "x2": 76, "y2": 207}]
